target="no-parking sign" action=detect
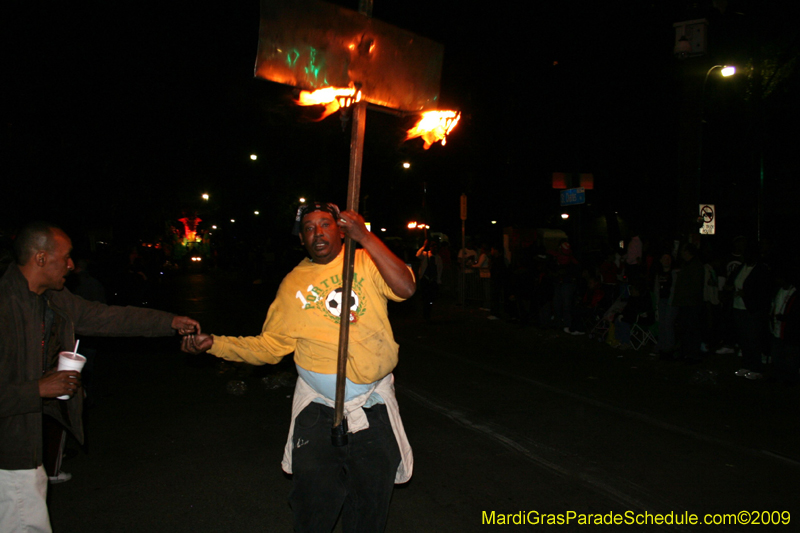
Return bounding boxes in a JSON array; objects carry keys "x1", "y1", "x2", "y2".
[{"x1": 699, "y1": 204, "x2": 715, "y2": 235}]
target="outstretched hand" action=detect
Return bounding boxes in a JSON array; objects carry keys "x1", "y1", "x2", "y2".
[
  {"x1": 181, "y1": 333, "x2": 213, "y2": 354},
  {"x1": 172, "y1": 316, "x2": 200, "y2": 335}
]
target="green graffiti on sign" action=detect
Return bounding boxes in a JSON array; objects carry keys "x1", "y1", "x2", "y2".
[
  {"x1": 286, "y1": 49, "x2": 300, "y2": 67},
  {"x1": 304, "y1": 47, "x2": 324, "y2": 85}
]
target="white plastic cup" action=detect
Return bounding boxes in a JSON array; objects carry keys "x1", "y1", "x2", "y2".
[{"x1": 56, "y1": 351, "x2": 86, "y2": 400}]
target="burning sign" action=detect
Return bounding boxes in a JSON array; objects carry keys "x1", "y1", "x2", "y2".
[
  {"x1": 296, "y1": 87, "x2": 460, "y2": 149},
  {"x1": 405, "y1": 110, "x2": 461, "y2": 149},
  {"x1": 297, "y1": 85, "x2": 362, "y2": 120},
  {"x1": 265, "y1": 0, "x2": 459, "y2": 147},
  {"x1": 256, "y1": 0, "x2": 443, "y2": 112}
]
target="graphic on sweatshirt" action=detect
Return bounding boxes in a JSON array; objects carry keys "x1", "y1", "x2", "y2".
[{"x1": 295, "y1": 272, "x2": 368, "y2": 324}]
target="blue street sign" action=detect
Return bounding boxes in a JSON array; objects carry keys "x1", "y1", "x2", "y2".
[{"x1": 560, "y1": 187, "x2": 585, "y2": 206}]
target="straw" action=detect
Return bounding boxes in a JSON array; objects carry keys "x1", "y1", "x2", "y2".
[{"x1": 74, "y1": 339, "x2": 80, "y2": 355}]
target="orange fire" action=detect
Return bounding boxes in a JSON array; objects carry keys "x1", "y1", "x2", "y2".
[
  {"x1": 296, "y1": 86, "x2": 362, "y2": 120},
  {"x1": 406, "y1": 110, "x2": 461, "y2": 149}
]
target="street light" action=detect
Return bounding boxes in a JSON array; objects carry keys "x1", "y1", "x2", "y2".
[
  {"x1": 402, "y1": 162, "x2": 411, "y2": 169},
  {"x1": 698, "y1": 64, "x2": 737, "y2": 227},
  {"x1": 202, "y1": 193, "x2": 209, "y2": 201},
  {"x1": 702, "y1": 65, "x2": 737, "y2": 123},
  {"x1": 250, "y1": 154, "x2": 258, "y2": 161}
]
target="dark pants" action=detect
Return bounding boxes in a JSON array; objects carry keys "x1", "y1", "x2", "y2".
[
  {"x1": 490, "y1": 277, "x2": 504, "y2": 317},
  {"x1": 289, "y1": 403, "x2": 401, "y2": 533},
  {"x1": 480, "y1": 276, "x2": 492, "y2": 309},
  {"x1": 553, "y1": 281, "x2": 576, "y2": 329},
  {"x1": 733, "y1": 309, "x2": 766, "y2": 372},
  {"x1": 43, "y1": 415, "x2": 66, "y2": 477},
  {"x1": 771, "y1": 337, "x2": 800, "y2": 383},
  {"x1": 702, "y1": 303, "x2": 722, "y2": 348},
  {"x1": 676, "y1": 305, "x2": 703, "y2": 361},
  {"x1": 718, "y1": 300, "x2": 737, "y2": 347},
  {"x1": 656, "y1": 300, "x2": 678, "y2": 353}
]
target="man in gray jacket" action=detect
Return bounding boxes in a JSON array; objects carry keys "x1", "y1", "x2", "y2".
[{"x1": 0, "y1": 221, "x2": 200, "y2": 532}]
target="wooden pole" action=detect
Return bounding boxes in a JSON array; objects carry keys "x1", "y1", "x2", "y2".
[
  {"x1": 332, "y1": 0, "x2": 372, "y2": 445},
  {"x1": 332, "y1": 96, "x2": 367, "y2": 445}
]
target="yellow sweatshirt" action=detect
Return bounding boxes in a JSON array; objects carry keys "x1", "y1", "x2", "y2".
[{"x1": 209, "y1": 248, "x2": 412, "y2": 384}]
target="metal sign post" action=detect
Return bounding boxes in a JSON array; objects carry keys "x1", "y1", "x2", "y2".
[{"x1": 459, "y1": 193, "x2": 467, "y2": 306}]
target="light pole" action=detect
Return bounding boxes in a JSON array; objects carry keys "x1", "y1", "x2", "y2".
[
  {"x1": 697, "y1": 65, "x2": 736, "y2": 227},
  {"x1": 701, "y1": 65, "x2": 736, "y2": 125}
]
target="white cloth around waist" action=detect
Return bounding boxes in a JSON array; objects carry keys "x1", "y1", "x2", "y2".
[{"x1": 281, "y1": 373, "x2": 413, "y2": 484}]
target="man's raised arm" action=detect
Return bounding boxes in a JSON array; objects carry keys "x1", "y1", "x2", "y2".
[{"x1": 337, "y1": 210, "x2": 415, "y2": 299}]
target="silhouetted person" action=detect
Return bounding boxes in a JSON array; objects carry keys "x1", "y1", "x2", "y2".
[
  {"x1": 672, "y1": 243, "x2": 705, "y2": 363},
  {"x1": 416, "y1": 239, "x2": 442, "y2": 321},
  {"x1": 770, "y1": 261, "x2": 799, "y2": 384},
  {"x1": 730, "y1": 244, "x2": 773, "y2": 380}
]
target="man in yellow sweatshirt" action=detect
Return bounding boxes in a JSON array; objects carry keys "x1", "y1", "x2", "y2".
[{"x1": 182, "y1": 202, "x2": 415, "y2": 533}]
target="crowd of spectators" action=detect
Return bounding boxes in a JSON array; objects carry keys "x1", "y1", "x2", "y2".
[{"x1": 420, "y1": 232, "x2": 798, "y2": 386}]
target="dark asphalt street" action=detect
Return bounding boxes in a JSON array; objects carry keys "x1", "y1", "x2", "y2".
[{"x1": 47, "y1": 271, "x2": 800, "y2": 532}]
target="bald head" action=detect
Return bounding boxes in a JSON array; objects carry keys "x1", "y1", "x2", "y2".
[
  {"x1": 15, "y1": 222, "x2": 74, "y2": 294},
  {"x1": 14, "y1": 222, "x2": 61, "y2": 266}
]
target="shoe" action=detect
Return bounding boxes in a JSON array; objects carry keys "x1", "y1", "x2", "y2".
[
  {"x1": 700, "y1": 343, "x2": 709, "y2": 353},
  {"x1": 734, "y1": 368, "x2": 751, "y2": 377},
  {"x1": 716, "y1": 346, "x2": 735, "y2": 355},
  {"x1": 487, "y1": 315, "x2": 500, "y2": 320},
  {"x1": 48, "y1": 472, "x2": 72, "y2": 484},
  {"x1": 571, "y1": 330, "x2": 586, "y2": 336},
  {"x1": 563, "y1": 327, "x2": 572, "y2": 334},
  {"x1": 745, "y1": 371, "x2": 764, "y2": 380}
]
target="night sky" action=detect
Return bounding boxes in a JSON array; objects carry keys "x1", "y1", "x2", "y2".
[{"x1": 4, "y1": 0, "x2": 799, "y2": 251}]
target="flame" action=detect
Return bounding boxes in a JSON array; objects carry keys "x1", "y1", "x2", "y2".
[
  {"x1": 406, "y1": 111, "x2": 461, "y2": 149},
  {"x1": 296, "y1": 86, "x2": 362, "y2": 120}
]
